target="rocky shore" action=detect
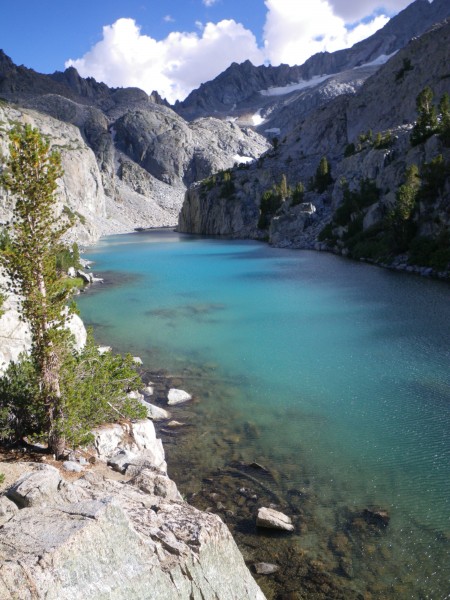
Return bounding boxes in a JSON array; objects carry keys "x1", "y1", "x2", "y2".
[
  {"x1": 0, "y1": 419, "x2": 265, "y2": 599},
  {"x1": 0, "y1": 279, "x2": 269, "y2": 599}
]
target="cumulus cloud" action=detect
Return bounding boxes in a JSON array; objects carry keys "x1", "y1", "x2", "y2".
[
  {"x1": 329, "y1": 0, "x2": 411, "y2": 21},
  {"x1": 66, "y1": 18, "x2": 264, "y2": 103},
  {"x1": 263, "y1": 0, "x2": 389, "y2": 66},
  {"x1": 65, "y1": 0, "x2": 408, "y2": 102}
]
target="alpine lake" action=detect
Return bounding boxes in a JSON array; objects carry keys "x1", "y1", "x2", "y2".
[{"x1": 77, "y1": 229, "x2": 450, "y2": 600}]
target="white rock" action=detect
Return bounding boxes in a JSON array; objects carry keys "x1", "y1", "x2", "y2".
[
  {"x1": 7, "y1": 465, "x2": 62, "y2": 508},
  {"x1": 144, "y1": 403, "x2": 171, "y2": 421},
  {"x1": 97, "y1": 345, "x2": 112, "y2": 355},
  {"x1": 131, "y1": 421, "x2": 167, "y2": 473},
  {"x1": 67, "y1": 266, "x2": 76, "y2": 278},
  {"x1": 91, "y1": 420, "x2": 167, "y2": 473},
  {"x1": 62, "y1": 461, "x2": 84, "y2": 473},
  {"x1": 67, "y1": 313, "x2": 87, "y2": 351},
  {"x1": 132, "y1": 356, "x2": 143, "y2": 365},
  {"x1": 0, "y1": 496, "x2": 19, "y2": 526},
  {"x1": 256, "y1": 507, "x2": 294, "y2": 532},
  {"x1": 167, "y1": 388, "x2": 192, "y2": 406},
  {"x1": 76, "y1": 269, "x2": 92, "y2": 284},
  {"x1": 92, "y1": 424, "x2": 127, "y2": 461},
  {"x1": 107, "y1": 450, "x2": 137, "y2": 473},
  {"x1": 127, "y1": 390, "x2": 144, "y2": 403},
  {"x1": 142, "y1": 385, "x2": 154, "y2": 397}
]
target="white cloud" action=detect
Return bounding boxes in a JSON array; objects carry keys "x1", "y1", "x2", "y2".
[
  {"x1": 330, "y1": 0, "x2": 412, "y2": 21},
  {"x1": 263, "y1": 0, "x2": 389, "y2": 66},
  {"x1": 65, "y1": 18, "x2": 264, "y2": 103},
  {"x1": 65, "y1": 0, "x2": 410, "y2": 102},
  {"x1": 163, "y1": 15, "x2": 175, "y2": 23}
]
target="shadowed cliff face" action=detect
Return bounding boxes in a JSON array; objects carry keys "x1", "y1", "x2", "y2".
[{"x1": 179, "y1": 20, "x2": 450, "y2": 273}]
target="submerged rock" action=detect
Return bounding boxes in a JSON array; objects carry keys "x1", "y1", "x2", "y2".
[
  {"x1": 253, "y1": 562, "x2": 279, "y2": 575},
  {"x1": 145, "y1": 403, "x2": 171, "y2": 420},
  {"x1": 256, "y1": 507, "x2": 294, "y2": 532},
  {"x1": 362, "y1": 507, "x2": 390, "y2": 528},
  {"x1": 168, "y1": 388, "x2": 192, "y2": 405}
]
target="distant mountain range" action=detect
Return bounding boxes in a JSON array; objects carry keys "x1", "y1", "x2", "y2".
[
  {"x1": 175, "y1": 0, "x2": 450, "y2": 124},
  {"x1": 0, "y1": 0, "x2": 449, "y2": 260}
]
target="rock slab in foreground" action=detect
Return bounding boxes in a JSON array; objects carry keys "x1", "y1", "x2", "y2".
[
  {"x1": 0, "y1": 466, "x2": 266, "y2": 600},
  {"x1": 256, "y1": 507, "x2": 294, "y2": 532}
]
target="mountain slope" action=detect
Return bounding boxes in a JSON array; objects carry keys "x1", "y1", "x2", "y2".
[
  {"x1": 0, "y1": 53, "x2": 269, "y2": 241},
  {"x1": 175, "y1": 0, "x2": 450, "y2": 126},
  {"x1": 179, "y1": 19, "x2": 450, "y2": 275}
]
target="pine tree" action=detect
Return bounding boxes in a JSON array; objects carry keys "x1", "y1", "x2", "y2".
[
  {"x1": 0, "y1": 125, "x2": 146, "y2": 455},
  {"x1": 388, "y1": 164, "x2": 420, "y2": 250},
  {"x1": 279, "y1": 174, "x2": 289, "y2": 199},
  {"x1": 0, "y1": 125, "x2": 73, "y2": 456},
  {"x1": 438, "y1": 92, "x2": 450, "y2": 146},
  {"x1": 411, "y1": 87, "x2": 438, "y2": 146},
  {"x1": 314, "y1": 156, "x2": 333, "y2": 193},
  {"x1": 291, "y1": 182, "x2": 305, "y2": 206}
]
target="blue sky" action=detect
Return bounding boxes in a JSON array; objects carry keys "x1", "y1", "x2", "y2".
[
  {"x1": 0, "y1": 0, "x2": 413, "y2": 102},
  {"x1": 0, "y1": 0, "x2": 266, "y2": 73}
]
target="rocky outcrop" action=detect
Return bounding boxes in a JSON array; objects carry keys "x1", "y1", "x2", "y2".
[
  {"x1": 178, "y1": 176, "x2": 265, "y2": 238},
  {"x1": 113, "y1": 107, "x2": 269, "y2": 188},
  {"x1": 0, "y1": 462, "x2": 265, "y2": 599},
  {"x1": 92, "y1": 419, "x2": 167, "y2": 474},
  {"x1": 0, "y1": 104, "x2": 107, "y2": 244}
]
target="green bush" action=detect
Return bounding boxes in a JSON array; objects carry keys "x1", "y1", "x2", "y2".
[
  {"x1": 55, "y1": 243, "x2": 81, "y2": 274},
  {"x1": 313, "y1": 156, "x2": 333, "y2": 193},
  {"x1": 409, "y1": 233, "x2": 450, "y2": 270},
  {"x1": 373, "y1": 131, "x2": 393, "y2": 149},
  {"x1": 258, "y1": 188, "x2": 283, "y2": 229},
  {"x1": 0, "y1": 330, "x2": 146, "y2": 449},
  {"x1": 0, "y1": 228, "x2": 12, "y2": 252},
  {"x1": 395, "y1": 57, "x2": 413, "y2": 82},
  {"x1": 318, "y1": 222, "x2": 335, "y2": 243},
  {"x1": 411, "y1": 87, "x2": 438, "y2": 146},
  {"x1": 334, "y1": 179, "x2": 379, "y2": 226},
  {"x1": 291, "y1": 182, "x2": 305, "y2": 206},
  {"x1": 419, "y1": 155, "x2": 449, "y2": 202},
  {"x1": 344, "y1": 143, "x2": 356, "y2": 157},
  {"x1": 219, "y1": 171, "x2": 235, "y2": 198}
]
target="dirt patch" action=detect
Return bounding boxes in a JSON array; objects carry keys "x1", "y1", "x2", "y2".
[{"x1": 0, "y1": 447, "x2": 131, "y2": 492}]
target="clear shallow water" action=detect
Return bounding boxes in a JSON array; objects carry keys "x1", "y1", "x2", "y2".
[{"x1": 78, "y1": 230, "x2": 450, "y2": 598}]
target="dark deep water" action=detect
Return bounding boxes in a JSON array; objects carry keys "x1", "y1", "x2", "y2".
[{"x1": 78, "y1": 230, "x2": 450, "y2": 599}]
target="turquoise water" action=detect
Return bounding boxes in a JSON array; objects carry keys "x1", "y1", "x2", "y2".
[{"x1": 78, "y1": 229, "x2": 450, "y2": 598}]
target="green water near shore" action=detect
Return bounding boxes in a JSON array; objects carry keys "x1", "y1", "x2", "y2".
[{"x1": 78, "y1": 229, "x2": 450, "y2": 598}]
